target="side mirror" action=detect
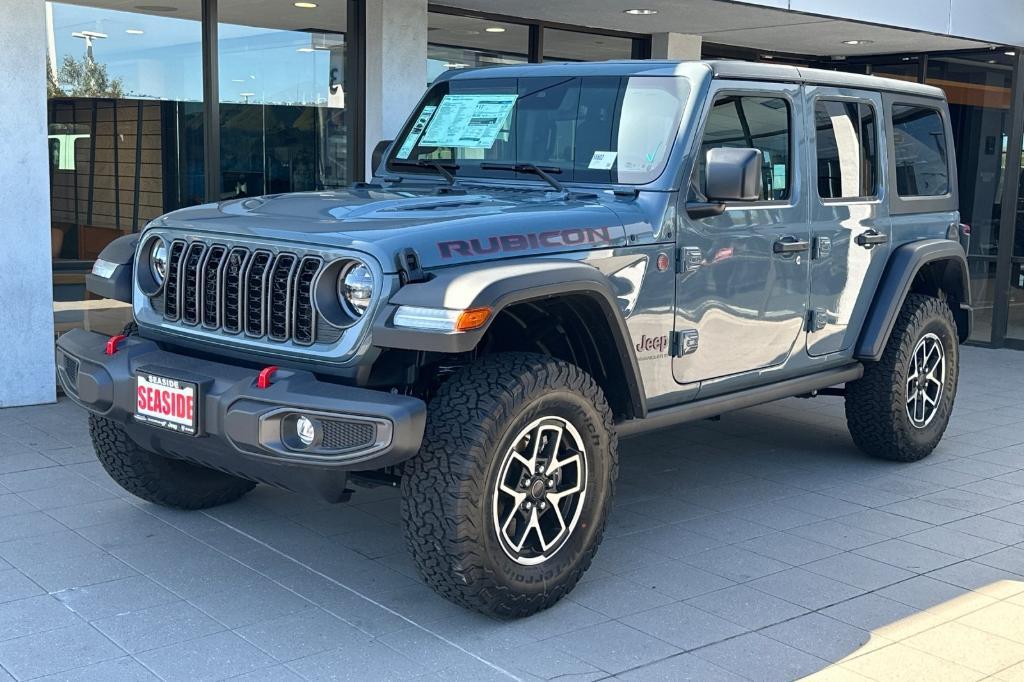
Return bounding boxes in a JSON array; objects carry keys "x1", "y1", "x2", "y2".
[
  {"x1": 372, "y1": 139, "x2": 393, "y2": 173},
  {"x1": 85, "y1": 233, "x2": 139, "y2": 303},
  {"x1": 705, "y1": 147, "x2": 763, "y2": 202}
]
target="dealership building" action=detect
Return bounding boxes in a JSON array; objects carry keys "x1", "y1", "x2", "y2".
[{"x1": 3, "y1": 0, "x2": 1024, "y2": 407}]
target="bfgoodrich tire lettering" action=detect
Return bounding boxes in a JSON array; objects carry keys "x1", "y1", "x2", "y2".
[
  {"x1": 90, "y1": 415, "x2": 256, "y2": 509},
  {"x1": 401, "y1": 352, "x2": 617, "y2": 617},
  {"x1": 845, "y1": 293, "x2": 959, "y2": 462}
]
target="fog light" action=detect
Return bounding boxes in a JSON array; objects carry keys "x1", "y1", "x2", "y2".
[{"x1": 296, "y1": 415, "x2": 317, "y2": 446}]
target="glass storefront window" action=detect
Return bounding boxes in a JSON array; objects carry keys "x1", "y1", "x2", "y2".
[
  {"x1": 427, "y1": 13, "x2": 528, "y2": 81},
  {"x1": 47, "y1": 1, "x2": 204, "y2": 338},
  {"x1": 543, "y1": 28, "x2": 635, "y2": 62},
  {"x1": 218, "y1": 1, "x2": 350, "y2": 200}
]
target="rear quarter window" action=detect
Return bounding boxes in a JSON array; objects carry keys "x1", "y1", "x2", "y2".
[{"x1": 891, "y1": 104, "x2": 950, "y2": 197}]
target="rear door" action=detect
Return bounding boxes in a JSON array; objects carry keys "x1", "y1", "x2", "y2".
[
  {"x1": 673, "y1": 81, "x2": 810, "y2": 386},
  {"x1": 805, "y1": 87, "x2": 890, "y2": 356}
]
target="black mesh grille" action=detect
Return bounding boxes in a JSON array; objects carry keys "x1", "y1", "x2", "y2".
[
  {"x1": 155, "y1": 240, "x2": 322, "y2": 345},
  {"x1": 320, "y1": 419, "x2": 376, "y2": 451},
  {"x1": 268, "y1": 254, "x2": 297, "y2": 341},
  {"x1": 222, "y1": 248, "x2": 249, "y2": 334},
  {"x1": 201, "y1": 245, "x2": 227, "y2": 328},
  {"x1": 180, "y1": 242, "x2": 206, "y2": 325},
  {"x1": 162, "y1": 240, "x2": 186, "y2": 321},
  {"x1": 60, "y1": 352, "x2": 80, "y2": 395}
]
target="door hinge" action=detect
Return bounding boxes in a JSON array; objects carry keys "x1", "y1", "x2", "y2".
[
  {"x1": 670, "y1": 329, "x2": 699, "y2": 357},
  {"x1": 677, "y1": 246, "x2": 703, "y2": 274},
  {"x1": 807, "y1": 308, "x2": 828, "y2": 333},
  {"x1": 813, "y1": 236, "x2": 832, "y2": 260}
]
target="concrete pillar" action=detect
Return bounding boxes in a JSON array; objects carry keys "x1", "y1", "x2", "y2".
[
  {"x1": 651, "y1": 33, "x2": 703, "y2": 60},
  {"x1": 0, "y1": 0, "x2": 56, "y2": 407},
  {"x1": 364, "y1": 0, "x2": 428, "y2": 179}
]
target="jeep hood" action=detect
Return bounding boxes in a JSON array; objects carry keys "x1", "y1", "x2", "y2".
[{"x1": 150, "y1": 187, "x2": 631, "y2": 272}]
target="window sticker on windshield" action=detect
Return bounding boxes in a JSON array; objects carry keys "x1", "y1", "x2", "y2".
[
  {"x1": 396, "y1": 105, "x2": 437, "y2": 159},
  {"x1": 419, "y1": 94, "x2": 518, "y2": 149},
  {"x1": 588, "y1": 151, "x2": 617, "y2": 170}
]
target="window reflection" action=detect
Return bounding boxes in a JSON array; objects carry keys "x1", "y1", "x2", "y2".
[
  {"x1": 543, "y1": 28, "x2": 634, "y2": 62},
  {"x1": 427, "y1": 13, "x2": 528, "y2": 81}
]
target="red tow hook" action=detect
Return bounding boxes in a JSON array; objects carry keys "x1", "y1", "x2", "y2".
[
  {"x1": 105, "y1": 334, "x2": 128, "y2": 356},
  {"x1": 256, "y1": 366, "x2": 279, "y2": 389}
]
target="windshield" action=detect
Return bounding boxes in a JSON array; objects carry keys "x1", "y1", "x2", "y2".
[{"x1": 387, "y1": 75, "x2": 690, "y2": 185}]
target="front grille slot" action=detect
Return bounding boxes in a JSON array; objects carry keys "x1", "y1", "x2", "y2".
[
  {"x1": 153, "y1": 238, "x2": 325, "y2": 345},
  {"x1": 320, "y1": 419, "x2": 376, "y2": 451},
  {"x1": 162, "y1": 240, "x2": 187, "y2": 321},
  {"x1": 60, "y1": 352, "x2": 80, "y2": 395}
]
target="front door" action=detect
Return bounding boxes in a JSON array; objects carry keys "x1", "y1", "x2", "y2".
[{"x1": 673, "y1": 82, "x2": 810, "y2": 386}]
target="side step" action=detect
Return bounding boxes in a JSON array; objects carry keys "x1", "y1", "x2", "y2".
[{"x1": 617, "y1": 363, "x2": 863, "y2": 438}]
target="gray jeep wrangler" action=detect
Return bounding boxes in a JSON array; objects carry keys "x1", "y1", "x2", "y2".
[{"x1": 57, "y1": 60, "x2": 971, "y2": 617}]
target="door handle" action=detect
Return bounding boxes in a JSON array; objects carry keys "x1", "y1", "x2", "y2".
[
  {"x1": 855, "y1": 229, "x2": 889, "y2": 249},
  {"x1": 773, "y1": 237, "x2": 810, "y2": 254}
]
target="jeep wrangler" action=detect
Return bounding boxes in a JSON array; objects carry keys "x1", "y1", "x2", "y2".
[{"x1": 57, "y1": 60, "x2": 971, "y2": 617}]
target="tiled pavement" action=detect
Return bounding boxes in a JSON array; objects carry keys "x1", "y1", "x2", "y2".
[{"x1": 2, "y1": 347, "x2": 1024, "y2": 680}]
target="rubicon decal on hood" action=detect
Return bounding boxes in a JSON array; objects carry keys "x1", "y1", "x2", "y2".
[{"x1": 438, "y1": 227, "x2": 612, "y2": 258}]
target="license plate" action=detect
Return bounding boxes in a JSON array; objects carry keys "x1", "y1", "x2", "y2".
[{"x1": 134, "y1": 373, "x2": 198, "y2": 435}]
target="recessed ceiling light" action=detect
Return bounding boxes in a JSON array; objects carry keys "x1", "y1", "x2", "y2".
[
  {"x1": 238, "y1": 92, "x2": 256, "y2": 97},
  {"x1": 842, "y1": 39, "x2": 874, "y2": 46},
  {"x1": 135, "y1": 4, "x2": 177, "y2": 11},
  {"x1": 1005, "y1": 50, "x2": 1017, "y2": 56},
  {"x1": 901, "y1": 56, "x2": 911, "y2": 61},
  {"x1": 484, "y1": 26, "x2": 506, "y2": 33},
  {"x1": 444, "y1": 62, "x2": 469, "y2": 69},
  {"x1": 761, "y1": 54, "x2": 774, "y2": 60},
  {"x1": 231, "y1": 78, "x2": 246, "y2": 82},
  {"x1": 294, "y1": 2, "x2": 317, "y2": 8},
  {"x1": 296, "y1": 47, "x2": 315, "y2": 52},
  {"x1": 988, "y1": 59, "x2": 997, "y2": 63},
  {"x1": 125, "y1": 28, "x2": 145, "y2": 35},
  {"x1": 624, "y1": 8, "x2": 657, "y2": 15}
]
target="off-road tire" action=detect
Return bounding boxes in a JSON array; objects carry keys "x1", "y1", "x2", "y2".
[
  {"x1": 845, "y1": 293, "x2": 959, "y2": 462},
  {"x1": 401, "y1": 352, "x2": 617, "y2": 618},
  {"x1": 90, "y1": 415, "x2": 256, "y2": 509}
]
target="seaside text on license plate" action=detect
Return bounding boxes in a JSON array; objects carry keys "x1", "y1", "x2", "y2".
[{"x1": 134, "y1": 373, "x2": 198, "y2": 435}]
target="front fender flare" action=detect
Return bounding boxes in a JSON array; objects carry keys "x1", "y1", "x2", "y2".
[
  {"x1": 855, "y1": 239, "x2": 971, "y2": 362},
  {"x1": 372, "y1": 259, "x2": 646, "y2": 417}
]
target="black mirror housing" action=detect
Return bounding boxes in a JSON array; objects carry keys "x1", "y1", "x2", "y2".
[
  {"x1": 705, "y1": 147, "x2": 763, "y2": 202},
  {"x1": 372, "y1": 139, "x2": 393, "y2": 173},
  {"x1": 85, "y1": 233, "x2": 139, "y2": 303}
]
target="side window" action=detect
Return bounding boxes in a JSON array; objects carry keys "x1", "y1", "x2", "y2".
[
  {"x1": 815, "y1": 100, "x2": 878, "y2": 199},
  {"x1": 698, "y1": 95, "x2": 791, "y2": 201},
  {"x1": 891, "y1": 104, "x2": 950, "y2": 197}
]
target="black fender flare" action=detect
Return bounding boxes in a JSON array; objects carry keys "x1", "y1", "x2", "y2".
[
  {"x1": 85, "y1": 233, "x2": 140, "y2": 304},
  {"x1": 854, "y1": 239, "x2": 971, "y2": 362},
  {"x1": 372, "y1": 259, "x2": 646, "y2": 418}
]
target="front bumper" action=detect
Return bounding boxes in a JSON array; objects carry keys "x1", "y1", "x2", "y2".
[{"x1": 55, "y1": 329, "x2": 426, "y2": 502}]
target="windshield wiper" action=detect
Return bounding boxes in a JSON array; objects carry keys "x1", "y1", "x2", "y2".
[
  {"x1": 480, "y1": 163, "x2": 565, "y2": 193},
  {"x1": 390, "y1": 159, "x2": 459, "y2": 185}
]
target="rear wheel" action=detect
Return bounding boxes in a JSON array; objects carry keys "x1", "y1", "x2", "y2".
[
  {"x1": 401, "y1": 353, "x2": 617, "y2": 617},
  {"x1": 845, "y1": 293, "x2": 959, "y2": 462},
  {"x1": 90, "y1": 415, "x2": 256, "y2": 509}
]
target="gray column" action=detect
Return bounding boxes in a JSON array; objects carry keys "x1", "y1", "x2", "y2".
[
  {"x1": 364, "y1": 0, "x2": 428, "y2": 179},
  {"x1": 0, "y1": 0, "x2": 56, "y2": 407},
  {"x1": 651, "y1": 33, "x2": 703, "y2": 60}
]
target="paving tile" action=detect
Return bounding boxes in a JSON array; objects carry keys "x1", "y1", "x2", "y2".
[
  {"x1": 788, "y1": 519, "x2": 889, "y2": 551},
  {"x1": 0, "y1": 494, "x2": 35, "y2": 520},
  {"x1": 739, "y1": 531, "x2": 843, "y2": 565},
  {"x1": 841, "y1": 642, "x2": 984, "y2": 682},
  {"x1": 0, "y1": 622, "x2": 125, "y2": 680},
  {"x1": 286, "y1": 639, "x2": 438, "y2": 681},
  {"x1": 92, "y1": 600, "x2": 225, "y2": 654},
  {"x1": 803, "y1": 553, "x2": 914, "y2": 591},
  {"x1": 32, "y1": 656, "x2": 159, "y2": 681},
  {"x1": 548, "y1": 620, "x2": 680, "y2": 675},
  {"x1": 19, "y1": 551, "x2": 138, "y2": 592},
  {"x1": 136, "y1": 631, "x2": 276, "y2": 681},
  {"x1": 0, "y1": 569, "x2": 43, "y2": 604},
  {"x1": 18, "y1": 480, "x2": 117, "y2": 511},
  {"x1": 975, "y1": 546, "x2": 1024, "y2": 574},
  {"x1": 876, "y1": 575, "x2": 975, "y2": 612},
  {"x1": 681, "y1": 544, "x2": 790, "y2": 583},
  {"x1": 832, "y1": 509, "x2": 931, "y2": 538},
  {"x1": 919, "y1": 489, "x2": 1008, "y2": 514},
  {"x1": 854, "y1": 539, "x2": 961, "y2": 573},
  {"x1": 730, "y1": 501, "x2": 824, "y2": 530},
  {"x1": 692, "y1": 632, "x2": 829, "y2": 682},
  {"x1": 183, "y1": 573, "x2": 314, "y2": 629},
  {"x1": 567, "y1": 575, "x2": 675, "y2": 618},
  {"x1": 629, "y1": 524, "x2": 724, "y2": 560},
  {"x1": 0, "y1": 595, "x2": 80, "y2": 642},
  {"x1": 377, "y1": 625, "x2": 478, "y2": 673},
  {"x1": 820, "y1": 592, "x2": 932, "y2": 633},
  {"x1": 0, "y1": 529, "x2": 98, "y2": 570},
  {"x1": 762, "y1": 612, "x2": 871, "y2": 662},
  {"x1": 902, "y1": 526, "x2": 1003, "y2": 559},
  {"x1": 748, "y1": 567, "x2": 864, "y2": 610},
  {"x1": 0, "y1": 512, "x2": 66, "y2": 543},
  {"x1": 685, "y1": 584, "x2": 808, "y2": 629},
  {"x1": 958, "y1": 600, "x2": 1024, "y2": 644},
  {"x1": 0, "y1": 453, "x2": 60, "y2": 476},
  {"x1": 235, "y1": 607, "x2": 368, "y2": 662},
  {"x1": 776, "y1": 493, "x2": 868, "y2": 519},
  {"x1": 927, "y1": 560, "x2": 1024, "y2": 595},
  {"x1": 44, "y1": 498, "x2": 155, "y2": 530},
  {"x1": 54, "y1": 575, "x2": 178, "y2": 622},
  {"x1": 946, "y1": 515, "x2": 1024, "y2": 545},
  {"x1": 620, "y1": 601, "x2": 746, "y2": 650},
  {"x1": 0, "y1": 467, "x2": 84, "y2": 493},
  {"x1": 676, "y1": 513, "x2": 774, "y2": 543},
  {"x1": 623, "y1": 560, "x2": 733, "y2": 600},
  {"x1": 879, "y1": 499, "x2": 975, "y2": 525},
  {"x1": 902, "y1": 620, "x2": 1024, "y2": 674},
  {"x1": 617, "y1": 652, "x2": 745, "y2": 681}
]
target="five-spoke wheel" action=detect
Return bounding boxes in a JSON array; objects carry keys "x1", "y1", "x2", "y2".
[{"x1": 906, "y1": 332, "x2": 945, "y2": 429}]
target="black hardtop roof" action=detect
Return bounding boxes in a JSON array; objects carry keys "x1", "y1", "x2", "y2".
[{"x1": 438, "y1": 58, "x2": 945, "y2": 100}]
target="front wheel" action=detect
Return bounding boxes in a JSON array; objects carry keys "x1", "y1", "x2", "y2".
[
  {"x1": 401, "y1": 353, "x2": 617, "y2": 617},
  {"x1": 845, "y1": 293, "x2": 959, "y2": 462}
]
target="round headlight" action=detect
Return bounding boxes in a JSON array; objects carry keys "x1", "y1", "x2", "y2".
[
  {"x1": 150, "y1": 240, "x2": 168, "y2": 284},
  {"x1": 339, "y1": 262, "x2": 373, "y2": 316}
]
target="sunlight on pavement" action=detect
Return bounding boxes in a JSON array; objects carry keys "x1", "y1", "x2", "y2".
[{"x1": 803, "y1": 581, "x2": 1024, "y2": 681}]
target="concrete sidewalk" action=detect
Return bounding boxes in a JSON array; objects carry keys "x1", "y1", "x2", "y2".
[{"x1": 0, "y1": 346, "x2": 1023, "y2": 680}]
